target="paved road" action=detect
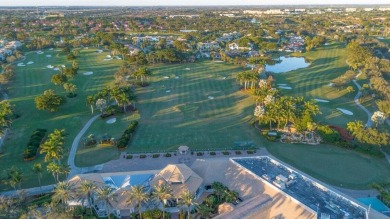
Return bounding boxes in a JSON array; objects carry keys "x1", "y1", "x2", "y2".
[{"x1": 67, "y1": 114, "x2": 100, "y2": 179}]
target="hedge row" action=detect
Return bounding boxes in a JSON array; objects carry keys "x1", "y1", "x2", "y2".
[
  {"x1": 23, "y1": 129, "x2": 47, "y2": 160},
  {"x1": 117, "y1": 121, "x2": 138, "y2": 149}
]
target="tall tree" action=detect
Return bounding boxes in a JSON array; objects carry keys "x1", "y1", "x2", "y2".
[
  {"x1": 4, "y1": 167, "x2": 23, "y2": 191},
  {"x1": 32, "y1": 163, "x2": 43, "y2": 190},
  {"x1": 40, "y1": 129, "x2": 66, "y2": 163},
  {"x1": 179, "y1": 190, "x2": 196, "y2": 219},
  {"x1": 86, "y1": 95, "x2": 95, "y2": 114},
  {"x1": 52, "y1": 181, "x2": 75, "y2": 212},
  {"x1": 77, "y1": 180, "x2": 96, "y2": 215},
  {"x1": 96, "y1": 186, "x2": 116, "y2": 219},
  {"x1": 152, "y1": 184, "x2": 173, "y2": 219},
  {"x1": 129, "y1": 185, "x2": 149, "y2": 219},
  {"x1": 35, "y1": 90, "x2": 64, "y2": 112}
]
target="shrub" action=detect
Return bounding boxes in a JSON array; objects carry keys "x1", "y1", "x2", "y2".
[
  {"x1": 139, "y1": 154, "x2": 146, "y2": 159},
  {"x1": 117, "y1": 121, "x2": 138, "y2": 149},
  {"x1": 210, "y1": 151, "x2": 216, "y2": 155},
  {"x1": 235, "y1": 151, "x2": 242, "y2": 155},
  {"x1": 247, "y1": 150, "x2": 254, "y2": 154},
  {"x1": 222, "y1": 151, "x2": 230, "y2": 155},
  {"x1": 165, "y1": 153, "x2": 172, "y2": 157},
  {"x1": 126, "y1": 154, "x2": 133, "y2": 159},
  {"x1": 196, "y1": 152, "x2": 204, "y2": 156},
  {"x1": 152, "y1": 154, "x2": 160, "y2": 158},
  {"x1": 23, "y1": 129, "x2": 47, "y2": 160},
  {"x1": 317, "y1": 125, "x2": 340, "y2": 143}
]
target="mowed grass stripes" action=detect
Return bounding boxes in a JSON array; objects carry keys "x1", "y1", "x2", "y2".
[
  {"x1": 128, "y1": 61, "x2": 261, "y2": 153},
  {"x1": 274, "y1": 43, "x2": 368, "y2": 127},
  {"x1": 0, "y1": 48, "x2": 121, "y2": 190}
]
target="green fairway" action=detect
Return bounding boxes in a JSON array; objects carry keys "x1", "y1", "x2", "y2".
[
  {"x1": 266, "y1": 142, "x2": 390, "y2": 189},
  {"x1": 75, "y1": 113, "x2": 140, "y2": 167},
  {"x1": 0, "y1": 48, "x2": 121, "y2": 191},
  {"x1": 274, "y1": 43, "x2": 369, "y2": 127},
  {"x1": 128, "y1": 61, "x2": 261, "y2": 152}
]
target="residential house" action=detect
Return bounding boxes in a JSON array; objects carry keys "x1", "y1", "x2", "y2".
[{"x1": 197, "y1": 41, "x2": 220, "y2": 51}]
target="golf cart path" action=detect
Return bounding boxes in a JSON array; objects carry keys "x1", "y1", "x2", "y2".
[
  {"x1": 352, "y1": 72, "x2": 390, "y2": 164},
  {"x1": 67, "y1": 114, "x2": 100, "y2": 178},
  {"x1": 352, "y1": 72, "x2": 390, "y2": 128}
]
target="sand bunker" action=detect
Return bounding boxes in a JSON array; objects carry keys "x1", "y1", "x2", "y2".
[
  {"x1": 106, "y1": 118, "x2": 116, "y2": 124},
  {"x1": 61, "y1": 65, "x2": 66, "y2": 68},
  {"x1": 328, "y1": 83, "x2": 334, "y2": 87},
  {"x1": 214, "y1": 61, "x2": 224, "y2": 63},
  {"x1": 83, "y1": 72, "x2": 93, "y2": 75},
  {"x1": 47, "y1": 65, "x2": 54, "y2": 69},
  {"x1": 46, "y1": 55, "x2": 52, "y2": 58},
  {"x1": 53, "y1": 68, "x2": 59, "y2": 71},
  {"x1": 103, "y1": 58, "x2": 113, "y2": 61},
  {"x1": 166, "y1": 90, "x2": 171, "y2": 93},
  {"x1": 49, "y1": 48, "x2": 53, "y2": 50},
  {"x1": 278, "y1": 86, "x2": 292, "y2": 90},
  {"x1": 97, "y1": 50, "x2": 103, "y2": 53},
  {"x1": 115, "y1": 56, "x2": 121, "y2": 60},
  {"x1": 27, "y1": 61, "x2": 34, "y2": 65},
  {"x1": 208, "y1": 96, "x2": 215, "y2": 100},
  {"x1": 277, "y1": 84, "x2": 287, "y2": 86},
  {"x1": 336, "y1": 108, "x2": 353, "y2": 115},
  {"x1": 106, "y1": 55, "x2": 112, "y2": 58},
  {"x1": 163, "y1": 76, "x2": 170, "y2": 79},
  {"x1": 314, "y1": 98, "x2": 330, "y2": 103},
  {"x1": 222, "y1": 77, "x2": 227, "y2": 80},
  {"x1": 175, "y1": 76, "x2": 179, "y2": 79},
  {"x1": 185, "y1": 68, "x2": 191, "y2": 70},
  {"x1": 17, "y1": 63, "x2": 25, "y2": 67},
  {"x1": 36, "y1": 51, "x2": 44, "y2": 54}
]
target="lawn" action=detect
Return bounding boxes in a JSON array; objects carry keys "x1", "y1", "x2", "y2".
[
  {"x1": 128, "y1": 61, "x2": 262, "y2": 152},
  {"x1": 274, "y1": 43, "x2": 369, "y2": 127},
  {"x1": 0, "y1": 48, "x2": 121, "y2": 191},
  {"x1": 266, "y1": 142, "x2": 390, "y2": 189},
  {"x1": 75, "y1": 112, "x2": 140, "y2": 167}
]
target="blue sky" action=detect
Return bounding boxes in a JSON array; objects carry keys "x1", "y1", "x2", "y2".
[{"x1": 0, "y1": 0, "x2": 389, "y2": 6}]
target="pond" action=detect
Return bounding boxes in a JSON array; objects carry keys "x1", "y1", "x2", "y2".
[{"x1": 265, "y1": 56, "x2": 310, "y2": 73}]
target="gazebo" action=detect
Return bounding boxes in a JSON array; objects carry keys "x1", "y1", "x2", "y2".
[{"x1": 178, "y1": 145, "x2": 190, "y2": 155}]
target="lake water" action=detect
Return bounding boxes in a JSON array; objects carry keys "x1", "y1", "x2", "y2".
[{"x1": 265, "y1": 56, "x2": 310, "y2": 73}]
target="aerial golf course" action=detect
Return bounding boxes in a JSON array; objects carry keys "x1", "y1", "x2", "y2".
[{"x1": 1, "y1": 43, "x2": 390, "y2": 191}]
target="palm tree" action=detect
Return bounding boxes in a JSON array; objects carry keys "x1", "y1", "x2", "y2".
[
  {"x1": 86, "y1": 95, "x2": 95, "y2": 114},
  {"x1": 47, "y1": 162, "x2": 61, "y2": 182},
  {"x1": 5, "y1": 167, "x2": 23, "y2": 191},
  {"x1": 196, "y1": 204, "x2": 213, "y2": 219},
  {"x1": 115, "y1": 92, "x2": 130, "y2": 112},
  {"x1": 152, "y1": 184, "x2": 173, "y2": 219},
  {"x1": 211, "y1": 182, "x2": 225, "y2": 202},
  {"x1": 134, "y1": 67, "x2": 152, "y2": 85},
  {"x1": 179, "y1": 190, "x2": 196, "y2": 219},
  {"x1": 96, "y1": 186, "x2": 116, "y2": 219},
  {"x1": 347, "y1": 120, "x2": 365, "y2": 143},
  {"x1": 40, "y1": 129, "x2": 66, "y2": 164},
  {"x1": 129, "y1": 185, "x2": 149, "y2": 219},
  {"x1": 77, "y1": 180, "x2": 96, "y2": 214},
  {"x1": 52, "y1": 181, "x2": 75, "y2": 211},
  {"x1": 0, "y1": 100, "x2": 13, "y2": 134},
  {"x1": 32, "y1": 163, "x2": 43, "y2": 190}
]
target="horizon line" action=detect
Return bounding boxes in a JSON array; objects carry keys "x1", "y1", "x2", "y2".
[{"x1": 1, "y1": 4, "x2": 390, "y2": 7}]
